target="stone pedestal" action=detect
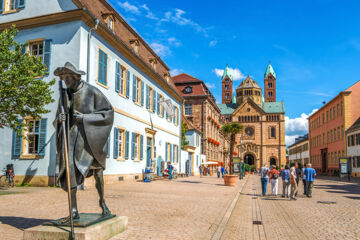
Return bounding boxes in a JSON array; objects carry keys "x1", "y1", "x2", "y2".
[{"x1": 23, "y1": 216, "x2": 128, "y2": 240}]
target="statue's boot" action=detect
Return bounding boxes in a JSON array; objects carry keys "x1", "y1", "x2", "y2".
[
  {"x1": 100, "y1": 201, "x2": 111, "y2": 216},
  {"x1": 61, "y1": 187, "x2": 80, "y2": 223}
]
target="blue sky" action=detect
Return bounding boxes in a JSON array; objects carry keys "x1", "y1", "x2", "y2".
[{"x1": 108, "y1": 0, "x2": 360, "y2": 145}]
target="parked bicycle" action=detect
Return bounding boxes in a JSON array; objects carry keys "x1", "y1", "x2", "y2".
[{"x1": 0, "y1": 164, "x2": 15, "y2": 188}]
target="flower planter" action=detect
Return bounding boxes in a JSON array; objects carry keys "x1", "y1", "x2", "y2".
[
  {"x1": 251, "y1": 172, "x2": 254, "y2": 175},
  {"x1": 245, "y1": 171, "x2": 249, "y2": 175},
  {"x1": 224, "y1": 174, "x2": 238, "y2": 186}
]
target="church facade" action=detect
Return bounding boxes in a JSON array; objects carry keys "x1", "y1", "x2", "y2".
[{"x1": 218, "y1": 64, "x2": 286, "y2": 169}]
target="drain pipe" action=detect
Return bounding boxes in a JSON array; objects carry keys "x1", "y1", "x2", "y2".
[{"x1": 86, "y1": 18, "x2": 99, "y2": 83}]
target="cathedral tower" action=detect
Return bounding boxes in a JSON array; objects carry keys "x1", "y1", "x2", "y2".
[
  {"x1": 264, "y1": 62, "x2": 276, "y2": 102},
  {"x1": 221, "y1": 65, "x2": 233, "y2": 104}
]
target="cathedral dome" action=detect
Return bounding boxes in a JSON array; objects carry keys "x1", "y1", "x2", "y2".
[
  {"x1": 237, "y1": 76, "x2": 261, "y2": 89},
  {"x1": 236, "y1": 76, "x2": 262, "y2": 105}
]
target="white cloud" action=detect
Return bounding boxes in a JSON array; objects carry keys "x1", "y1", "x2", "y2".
[
  {"x1": 170, "y1": 68, "x2": 183, "y2": 76},
  {"x1": 118, "y1": 1, "x2": 140, "y2": 14},
  {"x1": 205, "y1": 82, "x2": 216, "y2": 89},
  {"x1": 168, "y1": 37, "x2": 181, "y2": 47},
  {"x1": 209, "y1": 40, "x2": 217, "y2": 47},
  {"x1": 285, "y1": 109, "x2": 318, "y2": 146},
  {"x1": 141, "y1": 4, "x2": 159, "y2": 20},
  {"x1": 285, "y1": 135, "x2": 300, "y2": 146},
  {"x1": 150, "y1": 43, "x2": 171, "y2": 57},
  {"x1": 162, "y1": 9, "x2": 208, "y2": 37},
  {"x1": 213, "y1": 67, "x2": 246, "y2": 81}
]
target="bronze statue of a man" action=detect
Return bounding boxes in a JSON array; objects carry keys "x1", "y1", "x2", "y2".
[{"x1": 54, "y1": 62, "x2": 114, "y2": 219}]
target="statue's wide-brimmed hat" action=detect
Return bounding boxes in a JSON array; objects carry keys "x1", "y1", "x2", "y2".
[{"x1": 54, "y1": 62, "x2": 86, "y2": 77}]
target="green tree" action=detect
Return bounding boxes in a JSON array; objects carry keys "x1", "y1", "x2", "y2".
[
  {"x1": 221, "y1": 122, "x2": 243, "y2": 174},
  {"x1": 0, "y1": 26, "x2": 55, "y2": 132},
  {"x1": 181, "y1": 121, "x2": 189, "y2": 149}
]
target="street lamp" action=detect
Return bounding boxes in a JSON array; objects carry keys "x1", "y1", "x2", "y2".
[{"x1": 239, "y1": 137, "x2": 243, "y2": 179}]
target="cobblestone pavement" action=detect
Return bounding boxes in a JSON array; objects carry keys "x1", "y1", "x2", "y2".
[
  {"x1": 0, "y1": 176, "x2": 246, "y2": 240},
  {"x1": 221, "y1": 175, "x2": 360, "y2": 240}
]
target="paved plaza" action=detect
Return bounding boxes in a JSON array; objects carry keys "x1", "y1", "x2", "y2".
[{"x1": 0, "y1": 175, "x2": 360, "y2": 239}]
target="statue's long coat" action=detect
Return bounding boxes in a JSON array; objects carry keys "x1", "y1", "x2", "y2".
[{"x1": 55, "y1": 81, "x2": 114, "y2": 190}]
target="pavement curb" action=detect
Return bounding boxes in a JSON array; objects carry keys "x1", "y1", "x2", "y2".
[{"x1": 211, "y1": 176, "x2": 249, "y2": 240}]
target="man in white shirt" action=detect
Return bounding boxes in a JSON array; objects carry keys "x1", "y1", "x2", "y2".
[{"x1": 290, "y1": 164, "x2": 298, "y2": 200}]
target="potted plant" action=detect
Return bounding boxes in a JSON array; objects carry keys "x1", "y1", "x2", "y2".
[
  {"x1": 221, "y1": 122, "x2": 243, "y2": 186},
  {"x1": 244, "y1": 164, "x2": 250, "y2": 175}
]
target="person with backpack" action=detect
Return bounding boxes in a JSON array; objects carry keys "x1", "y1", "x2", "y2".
[
  {"x1": 281, "y1": 165, "x2": 291, "y2": 198},
  {"x1": 260, "y1": 164, "x2": 270, "y2": 196},
  {"x1": 269, "y1": 165, "x2": 279, "y2": 196},
  {"x1": 290, "y1": 163, "x2": 298, "y2": 200}
]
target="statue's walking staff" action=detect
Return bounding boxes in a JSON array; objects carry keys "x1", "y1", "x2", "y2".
[{"x1": 59, "y1": 80, "x2": 75, "y2": 240}]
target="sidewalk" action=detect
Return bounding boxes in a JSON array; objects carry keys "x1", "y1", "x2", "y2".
[
  {"x1": 221, "y1": 175, "x2": 360, "y2": 240},
  {"x1": 0, "y1": 175, "x2": 247, "y2": 240}
]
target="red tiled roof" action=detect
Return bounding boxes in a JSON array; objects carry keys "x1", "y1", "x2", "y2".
[{"x1": 172, "y1": 73, "x2": 202, "y2": 83}]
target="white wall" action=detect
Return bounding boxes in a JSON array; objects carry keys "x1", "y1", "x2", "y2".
[
  {"x1": 347, "y1": 129, "x2": 360, "y2": 173},
  {"x1": 0, "y1": 0, "x2": 78, "y2": 24}
]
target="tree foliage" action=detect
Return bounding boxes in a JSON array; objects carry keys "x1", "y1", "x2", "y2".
[
  {"x1": 0, "y1": 25, "x2": 55, "y2": 131},
  {"x1": 181, "y1": 121, "x2": 189, "y2": 149},
  {"x1": 221, "y1": 122, "x2": 243, "y2": 174}
]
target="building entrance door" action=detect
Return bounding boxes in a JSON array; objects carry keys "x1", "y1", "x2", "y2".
[
  {"x1": 146, "y1": 137, "x2": 152, "y2": 167},
  {"x1": 321, "y1": 148, "x2": 327, "y2": 173},
  {"x1": 270, "y1": 158, "x2": 276, "y2": 166},
  {"x1": 156, "y1": 157, "x2": 163, "y2": 176},
  {"x1": 244, "y1": 154, "x2": 255, "y2": 165}
]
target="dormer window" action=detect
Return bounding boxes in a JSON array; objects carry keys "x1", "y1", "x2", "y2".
[
  {"x1": 164, "y1": 73, "x2": 170, "y2": 83},
  {"x1": 149, "y1": 58, "x2": 157, "y2": 71},
  {"x1": 184, "y1": 86, "x2": 192, "y2": 94},
  {"x1": 102, "y1": 12, "x2": 115, "y2": 31},
  {"x1": 130, "y1": 39, "x2": 139, "y2": 54}
]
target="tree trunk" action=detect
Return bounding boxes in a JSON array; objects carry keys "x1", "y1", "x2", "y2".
[{"x1": 229, "y1": 134, "x2": 235, "y2": 174}]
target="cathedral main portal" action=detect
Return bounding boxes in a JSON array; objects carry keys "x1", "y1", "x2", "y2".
[{"x1": 244, "y1": 154, "x2": 255, "y2": 165}]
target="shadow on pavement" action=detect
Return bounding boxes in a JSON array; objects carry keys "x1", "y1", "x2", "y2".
[
  {"x1": 344, "y1": 196, "x2": 360, "y2": 200},
  {"x1": 0, "y1": 216, "x2": 51, "y2": 230},
  {"x1": 315, "y1": 183, "x2": 360, "y2": 195}
]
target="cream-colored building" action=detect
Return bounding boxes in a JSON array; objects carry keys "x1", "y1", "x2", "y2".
[
  {"x1": 346, "y1": 118, "x2": 360, "y2": 177},
  {"x1": 288, "y1": 134, "x2": 309, "y2": 166}
]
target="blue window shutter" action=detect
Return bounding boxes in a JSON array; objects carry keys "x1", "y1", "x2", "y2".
[
  {"x1": 141, "y1": 81, "x2": 144, "y2": 106},
  {"x1": 157, "y1": 93, "x2": 160, "y2": 115},
  {"x1": 98, "y1": 50, "x2": 103, "y2": 84},
  {"x1": 146, "y1": 85, "x2": 150, "y2": 109},
  {"x1": 12, "y1": 119, "x2": 23, "y2": 157},
  {"x1": 132, "y1": 74, "x2": 137, "y2": 102},
  {"x1": 37, "y1": 119, "x2": 47, "y2": 156},
  {"x1": 173, "y1": 144, "x2": 175, "y2": 162},
  {"x1": 177, "y1": 107, "x2": 179, "y2": 125},
  {"x1": 173, "y1": 107, "x2": 176, "y2": 123},
  {"x1": 113, "y1": 128, "x2": 118, "y2": 159},
  {"x1": 43, "y1": 40, "x2": 52, "y2": 75},
  {"x1": 161, "y1": 101, "x2": 164, "y2": 118},
  {"x1": 115, "y1": 62, "x2": 120, "y2": 92},
  {"x1": 0, "y1": 0, "x2": 4, "y2": 12},
  {"x1": 165, "y1": 109, "x2": 168, "y2": 120},
  {"x1": 131, "y1": 132, "x2": 135, "y2": 160},
  {"x1": 140, "y1": 135, "x2": 143, "y2": 160},
  {"x1": 170, "y1": 144, "x2": 173, "y2": 162},
  {"x1": 153, "y1": 90, "x2": 157, "y2": 113},
  {"x1": 126, "y1": 70, "x2": 130, "y2": 98},
  {"x1": 165, "y1": 142, "x2": 168, "y2": 162},
  {"x1": 18, "y1": 0, "x2": 25, "y2": 8},
  {"x1": 103, "y1": 52, "x2": 108, "y2": 86},
  {"x1": 125, "y1": 131, "x2": 129, "y2": 160},
  {"x1": 106, "y1": 136, "x2": 110, "y2": 158}
]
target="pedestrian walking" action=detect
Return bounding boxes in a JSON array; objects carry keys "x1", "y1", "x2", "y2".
[
  {"x1": 207, "y1": 167, "x2": 210, "y2": 176},
  {"x1": 302, "y1": 165, "x2": 307, "y2": 194},
  {"x1": 281, "y1": 165, "x2": 291, "y2": 198},
  {"x1": 290, "y1": 163, "x2": 298, "y2": 200},
  {"x1": 269, "y1": 165, "x2": 279, "y2": 196},
  {"x1": 304, "y1": 163, "x2": 316, "y2": 198},
  {"x1": 260, "y1": 165, "x2": 269, "y2": 196},
  {"x1": 168, "y1": 162, "x2": 173, "y2": 180},
  {"x1": 217, "y1": 166, "x2": 221, "y2": 178},
  {"x1": 199, "y1": 165, "x2": 203, "y2": 177},
  {"x1": 221, "y1": 166, "x2": 225, "y2": 178}
]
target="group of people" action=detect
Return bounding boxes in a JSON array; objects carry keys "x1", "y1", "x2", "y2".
[
  {"x1": 260, "y1": 163, "x2": 316, "y2": 200},
  {"x1": 199, "y1": 165, "x2": 211, "y2": 177}
]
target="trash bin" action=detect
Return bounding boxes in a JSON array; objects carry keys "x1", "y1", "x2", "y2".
[{"x1": 144, "y1": 168, "x2": 153, "y2": 182}]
